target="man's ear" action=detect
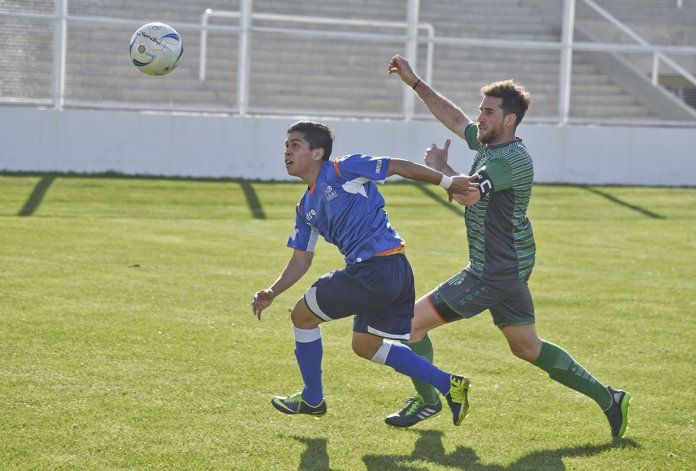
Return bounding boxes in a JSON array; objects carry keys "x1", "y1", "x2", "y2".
[
  {"x1": 313, "y1": 148, "x2": 325, "y2": 161},
  {"x1": 504, "y1": 113, "x2": 517, "y2": 129}
]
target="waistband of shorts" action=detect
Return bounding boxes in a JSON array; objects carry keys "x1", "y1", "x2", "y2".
[
  {"x1": 360, "y1": 252, "x2": 407, "y2": 264},
  {"x1": 375, "y1": 243, "x2": 406, "y2": 257}
]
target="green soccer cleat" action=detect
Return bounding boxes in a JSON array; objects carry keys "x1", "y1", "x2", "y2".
[
  {"x1": 604, "y1": 386, "x2": 631, "y2": 438},
  {"x1": 444, "y1": 374, "x2": 471, "y2": 426},
  {"x1": 271, "y1": 392, "x2": 327, "y2": 416},
  {"x1": 385, "y1": 394, "x2": 442, "y2": 428}
]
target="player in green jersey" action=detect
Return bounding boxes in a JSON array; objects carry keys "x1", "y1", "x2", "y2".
[{"x1": 383, "y1": 54, "x2": 631, "y2": 438}]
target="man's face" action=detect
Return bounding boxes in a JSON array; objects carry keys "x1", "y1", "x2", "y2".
[
  {"x1": 284, "y1": 131, "x2": 321, "y2": 177},
  {"x1": 476, "y1": 96, "x2": 508, "y2": 145}
]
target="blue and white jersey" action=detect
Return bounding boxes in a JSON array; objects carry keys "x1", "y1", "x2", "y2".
[{"x1": 287, "y1": 154, "x2": 404, "y2": 265}]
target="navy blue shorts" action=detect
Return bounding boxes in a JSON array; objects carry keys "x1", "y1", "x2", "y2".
[{"x1": 304, "y1": 254, "x2": 415, "y2": 340}]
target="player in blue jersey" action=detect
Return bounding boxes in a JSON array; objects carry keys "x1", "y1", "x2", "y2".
[{"x1": 252, "y1": 121, "x2": 477, "y2": 424}]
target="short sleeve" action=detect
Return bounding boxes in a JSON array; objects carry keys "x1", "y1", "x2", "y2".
[
  {"x1": 479, "y1": 153, "x2": 532, "y2": 193},
  {"x1": 333, "y1": 154, "x2": 390, "y2": 182},
  {"x1": 479, "y1": 158, "x2": 513, "y2": 192},
  {"x1": 464, "y1": 123, "x2": 481, "y2": 151},
  {"x1": 287, "y1": 202, "x2": 319, "y2": 252}
]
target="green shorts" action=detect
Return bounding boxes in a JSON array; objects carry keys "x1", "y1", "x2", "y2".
[{"x1": 427, "y1": 269, "x2": 535, "y2": 327}]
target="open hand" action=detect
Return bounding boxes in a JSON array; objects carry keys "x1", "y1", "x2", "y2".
[
  {"x1": 425, "y1": 139, "x2": 451, "y2": 170},
  {"x1": 252, "y1": 288, "x2": 276, "y2": 320}
]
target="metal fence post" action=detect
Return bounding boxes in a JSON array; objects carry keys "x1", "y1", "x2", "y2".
[
  {"x1": 652, "y1": 54, "x2": 660, "y2": 86},
  {"x1": 403, "y1": 0, "x2": 420, "y2": 120},
  {"x1": 237, "y1": 0, "x2": 253, "y2": 115},
  {"x1": 558, "y1": 0, "x2": 576, "y2": 125},
  {"x1": 53, "y1": 0, "x2": 67, "y2": 109},
  {"x1": 199, "y1": 9, "x2": 210, "y2": 81}
]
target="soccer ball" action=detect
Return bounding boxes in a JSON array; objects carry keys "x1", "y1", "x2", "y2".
[{"x1": 129, "y1": 23, "x2": 183, "y2": 76}]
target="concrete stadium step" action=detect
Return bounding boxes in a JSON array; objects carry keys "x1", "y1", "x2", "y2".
[
  {"x1": 2, "y1": 0, "x2": 691, "y2": 122},
  {"x1": 67, "y1": 87, "x2": 221, "y2": 102},
  {"x1": 248, "y1": 81, "x2": 399, "y2": 99},
  {"x1": 432, "y1": 48, "x2": 561, "y2": 63},
  {"x1": 442, "y1": 88, "x2": 639, "y2": 107},
  {"x1": 570, "y1": 104, "x2": 654, "y2": 118},
  {"x1": 65, "y1": 0, "x2": 410, "y2": 23}
]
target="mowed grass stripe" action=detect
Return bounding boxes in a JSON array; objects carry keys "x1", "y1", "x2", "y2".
[{"x1": 0, "y1": 175, "x2": 694, "y2": 470}]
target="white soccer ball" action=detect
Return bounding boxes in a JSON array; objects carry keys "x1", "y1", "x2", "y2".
[{"x1": 129, "y1": 22, "x2": 183, "y2": 76}]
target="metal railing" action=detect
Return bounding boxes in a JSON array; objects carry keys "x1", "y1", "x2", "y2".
[
  {"x1": 0, "y1": 0, "x2": 244, "y2": 112},
  {"x1": 1, "y1": 0, "x2": 696, "y2": 125},
  {"x1": 583, "y1": 0, "x2": 696, "y2": 88},
  {"x1": 198, "y1": 6, "x2": 435, "y2": 116}
]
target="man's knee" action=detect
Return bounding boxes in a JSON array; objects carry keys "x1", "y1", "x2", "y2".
[
  {"x1": 351, "y1": 338, "x2": 370, "y2": 359},
  {"x1": 409, "y1": 325, "x2": 427, "y2": 343},
  {"x1": 290, "y1": 299, "x2": 321, "y2": 329},
  {"x1": 508, "y1": 338, "x2": 541, "y2": 362},
  {"x1": 351, "y1": 334, "x2": 382, "y2": 360},
  {"x1": 409, "y1": 295, "x2": 447, "y2": 342},
  {"x1": 501, "y1": 324, "x2": 541, "y2": 362}
]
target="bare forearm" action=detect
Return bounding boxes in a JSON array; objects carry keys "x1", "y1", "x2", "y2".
[
  {"x1": 428, "y1": 160, "x2": 457, "y2": 177},
  {"x1": 389, "y1": 158, "x2": 477, "y2": 198},
  {"x1": 269, "y1": 253, "x2": 312, "y2": 296},
  {"x1": 388, "y1": 158, "x2": 445, "y2": 185},
  {"x1": 414, "y1": 80, "x2": 473, "y2": 138}
]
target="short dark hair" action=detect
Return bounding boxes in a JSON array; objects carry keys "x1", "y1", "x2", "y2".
[
  {"x1": 481, "y1": 80, "x2": 532, "y2": 126},
  {"x1": 287, "y1": 121, "x2": 334, "y2": 161}
]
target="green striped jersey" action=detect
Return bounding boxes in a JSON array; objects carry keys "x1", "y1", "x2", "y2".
[{"x1": 463, "y1": 123, "x2": 535, "y2": 280}]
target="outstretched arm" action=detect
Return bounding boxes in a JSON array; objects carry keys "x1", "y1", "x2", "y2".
[
  {"x1": 252, "y1": 249, "x2": 313, "y2": 320},
  {"x1": 387, "y1": 158, "x2": 477, "y2": 197},
  {"x1": 388, "y1": 54, "x2": 474, "y2": 139}
]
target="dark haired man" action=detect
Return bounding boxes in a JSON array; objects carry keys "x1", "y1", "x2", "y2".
[
  {"x1": 384, "y1": 54, "x2": 631, "y2": 438},
  {"x1": 252, "y1": 121, "x2": 478, "y2": 425}
]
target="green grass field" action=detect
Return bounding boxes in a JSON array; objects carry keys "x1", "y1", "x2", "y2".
[{"x1": 1, "y1": 175, "x2": 694, "y2": 470}]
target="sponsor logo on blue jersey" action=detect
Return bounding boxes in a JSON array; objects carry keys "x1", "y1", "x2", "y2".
[{"x1": 287, "y1": 154, "x2": 403, "y2": 265}]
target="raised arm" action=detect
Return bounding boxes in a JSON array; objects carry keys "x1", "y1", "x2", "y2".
[
  {"x1": 387, "y1": 54, "x2": 474, "y2": 139},
  {"x1": 252, "y1": 249, "x2": 314, "y2": 320}
]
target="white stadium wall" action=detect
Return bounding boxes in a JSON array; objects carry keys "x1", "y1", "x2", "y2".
[{"x1": 1, "y1": 107, "x2": 694, "y2": 186}]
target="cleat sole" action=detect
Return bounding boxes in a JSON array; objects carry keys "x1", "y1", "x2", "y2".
[{"x1": 617, "y1": 392, "x2": 631, "y2": 439}]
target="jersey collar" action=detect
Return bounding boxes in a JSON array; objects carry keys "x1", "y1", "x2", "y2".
[
  {"x1": 307, "y1": 161, "x2": 330, "y2": 195},
  {"x1": 485, "y1": 137, "x2": 522, "y2": 150}
]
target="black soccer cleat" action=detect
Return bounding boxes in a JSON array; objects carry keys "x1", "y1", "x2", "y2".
[
  {"x1": 385, "y1": 394, "x2": 442, "y2": 428},
  {"x1": 604, "y1": 386, "x2": 631, "y2": 438}
]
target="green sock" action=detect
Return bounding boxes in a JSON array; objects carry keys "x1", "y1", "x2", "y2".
[
  {"x1": 533, "y1": 340, "x2": 612, "y2": 410},
  {"x1": 406, "y1": 335, "x2": 440, "y2": 405}
]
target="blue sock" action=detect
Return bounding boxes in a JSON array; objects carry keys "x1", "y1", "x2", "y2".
[
  {"x1": 293, "y1": 326, "x2": 323, "y2": 406},
  {"x1": 372, "y1": 341, "x2": 451, "y2": 395}
]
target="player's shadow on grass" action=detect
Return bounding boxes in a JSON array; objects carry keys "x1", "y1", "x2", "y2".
[
  {"x1": 415, "y1": 183, "x2": 465, "y2": 217},
  {"x1": 581, "y1": 186, "x2": 665, "y2": 219},
  {"x1": 240, "y1": 181, "x2": 266, "y2": 219},
  {"x1": 290, "y1": 435, "x2": 336, "y2": 471},
  {"x1": 362, "y1": 429, "x2": 638, "y2": 471},
  {"x1": 18, "y1": 175, "x2": 55, "y2": 216}
]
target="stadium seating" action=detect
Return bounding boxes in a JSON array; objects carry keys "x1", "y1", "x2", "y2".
[{"x1": 1, "y1": 0, "x2": 694, "y2": 121}]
